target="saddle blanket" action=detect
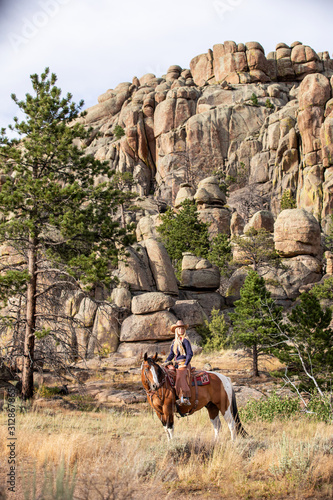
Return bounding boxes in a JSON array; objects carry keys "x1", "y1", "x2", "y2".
[
  {"x1": 191, "y1": 372, "x2": 210, "y2": 386},
  {"x1": 165, "y1": 367, "x2": 210, "y2": 387}
]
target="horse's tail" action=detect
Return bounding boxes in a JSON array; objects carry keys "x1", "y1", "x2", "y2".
[{"x1": 231, "y1": 388, "x2": 248, "y2": 438}]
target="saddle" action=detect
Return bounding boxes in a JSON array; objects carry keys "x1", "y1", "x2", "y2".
[{"x1": 164, "y1": 366, "x2": 210, "y2": 388}]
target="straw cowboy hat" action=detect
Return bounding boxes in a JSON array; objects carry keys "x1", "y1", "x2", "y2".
[{"x1": 170, "y1": 320, "x2": 189, "y2": 333}]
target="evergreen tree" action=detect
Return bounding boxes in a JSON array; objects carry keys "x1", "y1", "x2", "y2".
[
  {"x1": 230, "y1": 270, "x2": 282, "y2": 377},
  {"x1": 0, "y1": 68, "x2": 134, "y2": 399},
  {"x1": 200, "y1": 308, "x2": 230, "y2": 352},
  {"x1": 274, "y1": 293, "x2": 333, "y2": 391},
  {"x1": 232, "y1": 228, "x2": 281, "y2": 275},
  {"x1": 157, "y1": 199, "x2": 210, "y2": 271},
  {"x1": 209, "y1": 233, "x2": 232, "y2": 276},
  {"x1": 157, "y1": 199, "x2": 232, "y2": 277}
]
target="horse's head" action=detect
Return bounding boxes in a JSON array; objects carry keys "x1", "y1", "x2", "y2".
[{"x1": 141, "y1": 352, "x2": 164, "y2": 392}]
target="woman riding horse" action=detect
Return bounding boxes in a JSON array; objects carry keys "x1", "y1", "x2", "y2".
[{"x1": 164, "y1": 320, "x2": 193, "y2": 406}]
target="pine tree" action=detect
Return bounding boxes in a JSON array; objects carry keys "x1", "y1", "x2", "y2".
[
  {"x1": 230, "y1": 270, "x2": 282, "y2": 377},
  {"x1": 157, "y1": 199, "x2": 210, "y2": 271},
  {"x1": 274, "y1": 293, "x2": 333, "y2": 391},
  {"x1": 232, "y1": 228, "x2": 281, "y2": 274},
  {"x1": 0, "y1": 68, "x2": 134, "y2": 398}
]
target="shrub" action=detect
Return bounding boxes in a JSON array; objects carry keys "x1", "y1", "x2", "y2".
[
  {"x1": 240, "y1": 392, "x2": 300, "y2": 422},
  {"x1": 280, "y1": 189, "x2": 297, "y2": 210},
  {"x1": 157, "y1": 199, "x2": 210, "y2": 276},
  {"x1": 250, "y1": 93, "x2": 259, "y2": 106},
  {"x1": 199, "y1": 308, "x2": 230, "y2": 352},
  {"x1": 265, "y1": 98, "x2": 274, "y2": 109},
  {"x1": 209, "y1": 233, "x2": 232, "y2": 276},
  {"x1": 114, "y1": 125, "x2": 125, "y2": 140},
  {"x1": 37, "y1": 385, "x2": 63, "y2": 398}
]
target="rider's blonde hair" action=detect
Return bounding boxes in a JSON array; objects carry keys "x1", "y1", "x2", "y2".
[{"x1": 173, "y1": 327, "x2": 189, "y2": 356}]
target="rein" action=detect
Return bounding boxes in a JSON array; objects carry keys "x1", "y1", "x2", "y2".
[{"x1": 143, "y1": 365, "x2": 174, "y2": 417}]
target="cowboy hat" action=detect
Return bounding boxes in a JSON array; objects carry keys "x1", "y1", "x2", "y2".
[{"x1": 170, "y1": 320, "x2": 189, "y2": 333}]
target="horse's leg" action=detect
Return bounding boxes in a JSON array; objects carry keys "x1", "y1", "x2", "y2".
[
  {"x1": 162, "y1": 403, "x2": 174, "y2": 441},
  {"x1": 211, "y1": 373, "x2": 238, "y2": 441},
  {"x1": 222, "y1": 406, "x2": 237, "y2": 441},
  {"x1": 206, "y1": 402, "x2": 221, "y2": 439}
]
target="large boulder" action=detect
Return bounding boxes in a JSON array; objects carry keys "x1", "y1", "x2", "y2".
[
  {"x1": 274, "y1": 209, "x2": 321, "y2": 257},
  {"x1": 190, "y1": 51, "x2": 214, "y2": 86},
  {"x1": 120, "y1": 310, "x2": 178, "y2": 342},
  {"x1": 194, "y1": 176, "x2": 226, "y2": 206},
  {"x1": 171, "y1": 300, "x2": 208, "y2": 327},
  {"x1": 243, "y1": 210, "x2": 275, "y2": 233},
  {"x1": 117, "y1": 341, "x2": 173, "y2": 358},
  {"x1": 291, "y1": 45, "x2": 323, "y2": 79},
  {"x1": 181, "y1": 268, "x2": 220, "y2": 290},
  {"x1": 74, "y1": 297, "x2": 98, "y2": 327},
  {"x1": 110, "y1": 283, "x2": 132, "y2": 310},
  {"x1": 136, "y1": 215, "x2": 160, "y2": 242},
  {"x1": 142, "y1": 239, "x2": 179, "y2": 295},
  {"x1": 198, "y1": 207, "x2": 231, "y2": 237},
  {"x1": 131, "y1": 292, "x2": 175, "y2": 314},
  {"x1": 88, "y1": 303, "x2": 120, "y2": 356},
  {"x1": 174, "y1": 184, "x2": 195, "y2": 208},
  {"x1": 265, "y1": 255, "x2": 322, "y2": 299},
  {"x1": 117, "y1": 245, "x2": 155, "y2": 292},
  {"x1": 181, "y1": 253, "x2": 220, "y2": 290},
  {"x1": 181, "y1": 291, "x2": 225, "y2": 317}
]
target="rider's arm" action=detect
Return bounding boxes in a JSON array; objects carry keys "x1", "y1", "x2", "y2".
[
  {"x1": 183, "y1": 339, "x2": 193, "y2": 366},
  {"x1": 165, "y1": 342, "x2": 175, "y2": 363}
]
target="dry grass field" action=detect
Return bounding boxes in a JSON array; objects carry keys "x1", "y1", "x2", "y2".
[
  {"x1": 0, "y1": 400, "x2": 332, "y2": 499},
  {"x1": 0, "y1": 351, "x2": 332, "y2": 499}
]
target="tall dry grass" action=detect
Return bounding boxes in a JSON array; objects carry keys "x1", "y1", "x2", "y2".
[{"x1": 0, "y1": 404, "x2": 332, "y2": 499}]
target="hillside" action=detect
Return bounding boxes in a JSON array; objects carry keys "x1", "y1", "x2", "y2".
[{"x1": 1, "y1": 40, "x2": 333, "y2": 383}]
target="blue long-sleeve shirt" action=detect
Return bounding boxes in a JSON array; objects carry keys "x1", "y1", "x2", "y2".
[{"x1": 166, "y1": 338, "x2": 193, "y2": 366}]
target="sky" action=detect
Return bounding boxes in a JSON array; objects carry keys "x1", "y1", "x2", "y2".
[{"x1": 0, "y1": 0, "x2": 333, "y2": 131}]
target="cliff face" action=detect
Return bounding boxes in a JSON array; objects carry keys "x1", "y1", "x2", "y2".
[{"x1": 80, "y1": 40, "x2": 333, "y2": 232}]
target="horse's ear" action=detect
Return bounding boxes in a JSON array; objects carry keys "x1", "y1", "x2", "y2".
[
  {"x1": 144, "y1": 352, "x2": 148, "y2": 361},
  {"x1": 153, "y1": 352, "x2": 162, "y2": 363}
]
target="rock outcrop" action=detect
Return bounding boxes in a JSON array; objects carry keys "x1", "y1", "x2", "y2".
[
  {"x1": 274, "y1": 208, "x2": 321, "y2": 257},
  {"x1": 4, "y1": 40, "x2": 333, "y2": 364}
]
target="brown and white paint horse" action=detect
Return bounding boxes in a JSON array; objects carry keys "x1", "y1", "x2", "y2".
[{"x1": 141, "y1": 353, "x2": 247, "y2": 441}]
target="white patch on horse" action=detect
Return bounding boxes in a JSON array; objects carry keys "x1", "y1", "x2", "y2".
[
  {"x1": 211, "y1": 415, "x2": 221, "y2": 439},
  {"x1": 208, "y1": 372, "x2": 233, "y2": 411},
  {"x1": 208, "y1": 371, "x2": 237, "y2": 441},
  {"x1": 223, "y1": 407, "x2": 237, "y2": 441},
  {"x1": 151, "y1": 365, "x2": 159, "y2": 386},
  {"x1": 163, "y1": 425, "x2": 173, "y2": 441}
]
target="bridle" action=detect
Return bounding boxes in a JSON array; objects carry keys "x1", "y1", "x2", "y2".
[{"x1": 142, "y1": 360, "x2": 173, "y2": 417}]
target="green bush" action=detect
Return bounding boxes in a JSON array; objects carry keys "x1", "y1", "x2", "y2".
[
  {"x1": 250, "y1": 93, "x2": 259, "y2": 106},
  {"x1": 280, "y1": 189, "x2": 297, "y2": 210},
  {"x1": 209, "y1": 233, "x2": 232, "y2": 276},
  {"x1": 157, "y1": 199, "x2": 210, "y2": 276},
  {"x1": 310, "y1": 276, "x2": 333, "y2": 301},
  {"x1": 307, "y1": 393, "x2": 332, "y2": 423},
  {"x1": 114, "y1": 125, "x2": 125, "y2": 140},
  {"x1": 199, "y1": 308, "x2": 230, "y2": 352},
  {"x1": 265, "y1": 98, "x2": 274, "y2": 109},
  {"x1": 37, "y1": 385, "x2": 63, "y2": 398},
  {"x1": 240, "y1": 393, "x2": 300, "y2": 422}
]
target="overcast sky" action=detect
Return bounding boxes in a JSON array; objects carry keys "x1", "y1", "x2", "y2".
[{"x1": 1, "y1": 0, "x2": 333, "y2": 131}]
